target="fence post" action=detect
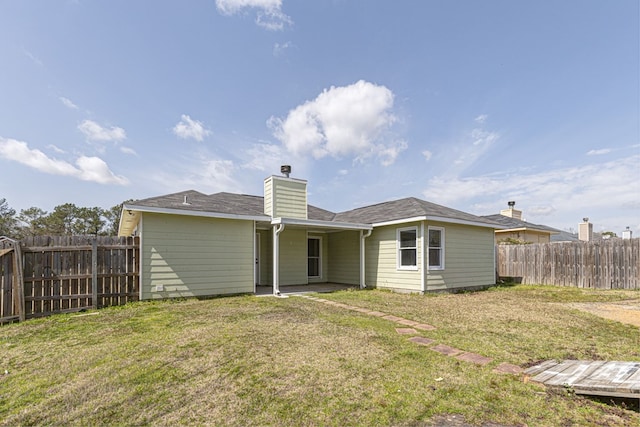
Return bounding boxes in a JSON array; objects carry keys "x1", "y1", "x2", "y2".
[
  {"x1": 92, "y1": 238, "x2": 98, "y2": 309},
  {"x1": 13, "y1": 242, "x2": 25, "y2": 322}
]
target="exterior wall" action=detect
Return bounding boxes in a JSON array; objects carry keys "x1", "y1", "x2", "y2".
[
  {"x1": 425, "y1": 221, "x2": 495, "y2": 291},
  {"x1": 365, "y1": 222, "x2": 423, "y2": 292},
  {"x1": 495, "y1": 230, "x2": 551, "y2": 244},
  {"x1": 264, "y1": 176, "x2": 307, "y2": 219},
  {"x1": 327, "y1": 230, "x2": 360, "y2": 285},
  {"x1": 140, "y1": 213, "x2": 254, "y2": 300},
  {"x1": 278, "y1": 228, "x2": 308, "y2": 285}
]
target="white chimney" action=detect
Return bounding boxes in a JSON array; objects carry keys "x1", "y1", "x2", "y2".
[
  {"x1": 578, "y1": 218, "x2": 593, "y2": 242},
  {"x1": 622, "y1": 226, "x2": 633, "y2": 240},
  {"x1": 500, "y1": 201, "x2": 522, "y2": 220}
]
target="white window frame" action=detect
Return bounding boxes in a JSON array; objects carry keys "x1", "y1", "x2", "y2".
[
  {"x1": 307, "y1": 236, "x2": 322, "y2": 278},
  {"x1": 427, "y1": 226, "x2": 445, "y2": 270},
  {"x1": 397, "y1": 226, "x2": 419, "y2": 270}
]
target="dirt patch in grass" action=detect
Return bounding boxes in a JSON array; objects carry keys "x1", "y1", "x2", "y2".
[{"x1": 567, "y1": 299, "x2": 640, "y2": 328}]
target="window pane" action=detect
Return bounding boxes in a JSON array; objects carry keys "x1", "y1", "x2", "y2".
[
  {"x1": 308, "y1": 258, "x2": 319, "y2": 277},
  {"x1": 401, "y1": 249, "x2": 417, "y2": 266},
  {"x1": 308, "y1": 239, "x2": 320, "y2": 257},
  {"x1": 429, "y1": 249, "x2": 441, "y2": 267},
  {"x1": 428, "y1": 229, "x2": 441, "y2": 247},
  {"x1": 400, "y1": 230, "x2": 416, "y2": 248}
]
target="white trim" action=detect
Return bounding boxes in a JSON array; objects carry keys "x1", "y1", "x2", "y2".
[
  {"x1": 273, "y1": 224, "x2": 285, "y2": 296},
  {"x1": 123, "y1": 204, "x2": 270, "y2": 222},
  {"x1": 397, "y1": 226, "x2": 419, "y2": 271},
  {"x1": 271, "y1": 217, "x2": 372, "y2": 231},
  {"x1": 138, "y1": 215, "x2": 144, "y2": 301},
  {"x1": 373, "y1": 215, "x2": 505, "y2": 229},
  {"x1": 360, "y1": 229, "x2": 372, "y2": 289},
  {"x1": 427, "y1": 226, "x2": 445, "y2": 270},
  {"x1": 420, "y1": 222, "x2": 425, "y2": 292},
  {"x1": 307, "y1": 235, "x2": 322, "y2": 279},
  {"x1": 254, "y1": 228, "x2": 260, "y2": 290}
]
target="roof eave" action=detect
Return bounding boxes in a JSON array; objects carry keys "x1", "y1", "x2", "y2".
[
  {"x1": 272, "y1": 217, "x2": 372, "y2": 231},
  {"x1": 372, "y1": 215, "x2": 505, "y2": 229},
  {"x1": 122, "y1": 204, "x2": 271, "y2": 222}
]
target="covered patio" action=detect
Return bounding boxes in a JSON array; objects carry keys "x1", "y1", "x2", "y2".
[{"x1": 255, "y1": 283, "x2": 358, "y2": 296}]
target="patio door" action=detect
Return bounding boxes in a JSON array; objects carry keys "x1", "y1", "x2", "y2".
[
  {"x1": 308, "y1": 237, "x2": 321, "y2": 279},
  {"x1": 255, "y1": 233, "x2": 260, "y2": 285}
]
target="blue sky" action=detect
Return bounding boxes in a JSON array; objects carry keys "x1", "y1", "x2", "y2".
[{"x1": 1, "y1": 0, "x2": 638, "y2": 235}]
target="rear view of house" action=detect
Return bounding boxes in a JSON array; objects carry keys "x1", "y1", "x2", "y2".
[{"x1": 119, "y1": 170, "x2": 502, "y2": 299}]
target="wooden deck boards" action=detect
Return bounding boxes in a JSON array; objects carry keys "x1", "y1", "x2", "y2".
[{"x1": 525, "y1": 360, "x2": 640, "y2": 399}]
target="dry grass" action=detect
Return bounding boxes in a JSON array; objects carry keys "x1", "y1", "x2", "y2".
[{"x1": 1, "y1": 285, "x2": 639, "y2": 426}]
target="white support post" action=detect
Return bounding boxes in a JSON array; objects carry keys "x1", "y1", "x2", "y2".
[
  {"x1": 273, "y1": 224, "x2": 285, "y2": 296},
  {"x1": 360, "y1": 229, "x2": 372, "y2": 289}
]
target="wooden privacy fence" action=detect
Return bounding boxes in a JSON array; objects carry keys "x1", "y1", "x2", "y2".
[
  {"x1": 496, "y1": 239, "x2": 640, "y2": 289},
  {"x1": 0, "y1": 235, "x2": 139, "y2": 325}
]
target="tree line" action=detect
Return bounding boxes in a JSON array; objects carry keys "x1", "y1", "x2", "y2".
[{"x1": 0, "y1": 198, "x2": 132, "y2": 239}]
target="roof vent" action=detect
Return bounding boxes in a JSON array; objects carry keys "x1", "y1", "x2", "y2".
[
  {"x1": 508, "y1": 201, "x2": 516, "y2": 208},
  {"x1": 281, "y1": 165, "x2": 291, "y2": 178}
]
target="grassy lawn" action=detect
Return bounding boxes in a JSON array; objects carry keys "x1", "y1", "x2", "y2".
[{"x1": 0, "y1": 285, "x2": 638, "y2": 426}]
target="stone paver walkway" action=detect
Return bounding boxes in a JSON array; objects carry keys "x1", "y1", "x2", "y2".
[{"x1": 300, "y1": 295, "x2": 524, "y2": 376}]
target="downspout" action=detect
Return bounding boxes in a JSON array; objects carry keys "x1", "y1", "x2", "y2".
[
  {"x1": 360, "y1": 229, "x2": 373, "y2": 289},
  {"x1": 273, "y1": 223, "x2": 285, "y2": 296}
]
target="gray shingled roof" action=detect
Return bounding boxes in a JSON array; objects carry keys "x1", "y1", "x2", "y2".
[
  {"x1": 334, "y1": 197, "x2": 500, "y2": 226},
  {"x1": 129, "y1": 191, "x2": 336, "y2": 221},
  {"x1": 128, "y1": 192, "x2": 501, "y2": 227},
  {"x1": 481, "y1": 214, "x2": 560, "y2": 233}
]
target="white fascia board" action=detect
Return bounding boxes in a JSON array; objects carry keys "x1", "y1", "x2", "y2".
[
  {"x1": 271, "y1": 217, "x2": 372, "y2": 231},
  {"x1": 372, "y1": 215, "x2": 506, "y2": 229},
  {"x1": 496, "y1": 227, "x2": 555, "y2": 233},
  {"x1": 123, "y1": 204, "x2": 271, "y2": 222}
]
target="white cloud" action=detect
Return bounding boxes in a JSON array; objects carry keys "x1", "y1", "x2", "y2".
[
  {"x1": 22, "y1": 48, "x2": 43, "y2": 66},
  {"x1": 474, "y1": 114, "x2": 488, "y2": 124},
  {"x1": 78, "y1": 120, "x2": 126, "y2": 142},
  {"x1": 422, "y1": 154, "x2": 640, "y2": 230},
  {"x1": 0, "y1": 137, "x2": 128, "y2": 185},
  {"x1": 587, "y1": 148, "x2": 611, "y2": 155},
  {"x1": 269, "y1": 80, "x2": 404, "y2": 165},
  {"x1": 215, "y1": 0, "x2": 292, "y2": 30},
  {"x1": 59, "y1": 97, "x2": 78, "y2": 110},
  {"x1": 172, "y1": 115, "x2": 211, "y2": 142},
  {"x1": 376, "y1": 139, "x2": 408, "y2": 166},
  {"x1": 75, "y1": 156, "x2": 129, "y2": 185},
  {"x1": 243, "y1": 143, "x2": 283, "y2": 172},
  {"x1": 273, "y1": 41, "x2": 293, "y2": 57},
  {"x1": 120, "y1": 146, "x2": 137, "y2": 155},
  {"x1": 422, "y1": 150, "x2": 433, "y2": 161},
  {"x1": 47, "y1": 144, "x2": 66, "y2": 154}
]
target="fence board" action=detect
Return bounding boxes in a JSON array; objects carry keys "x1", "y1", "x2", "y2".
[
  {"x1": 497, "y1": 239, "x2": 640, "y2": 289},
  {"x1": 0, "y1": 235, "x2": 139, "y2": 325}
]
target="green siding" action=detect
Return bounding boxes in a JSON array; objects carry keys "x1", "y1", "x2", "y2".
[
  {"x1": 425, "y1": 222, "x2": 495, "y2": 291},
  {"x1": 278, "y1": 228, "x2": 308, "y2": 285},
  {"x1": 140, "y1": 213, "x2": 254, "y2": 299},
  {"x1": 365, "y1": 222, "x2": 423, "y2": 292},
  {"x1": 328, "y1": 231, "x2": 360, "y2": 285},
  {"x1": 264, "y1": 176, "x2": 308, "y2": 219}
]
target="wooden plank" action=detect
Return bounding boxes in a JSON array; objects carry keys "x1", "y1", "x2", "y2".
[{"x1": 528, "y1": 360, "x2": 640, "y2": 399}]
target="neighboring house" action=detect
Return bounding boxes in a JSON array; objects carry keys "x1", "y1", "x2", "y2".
[
  {"x1": 118, "y1": 173, "x2": 503, "y2": 299},
  {"x1": 482, "y1": 202, "x2": 560, "y2": 244}
]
